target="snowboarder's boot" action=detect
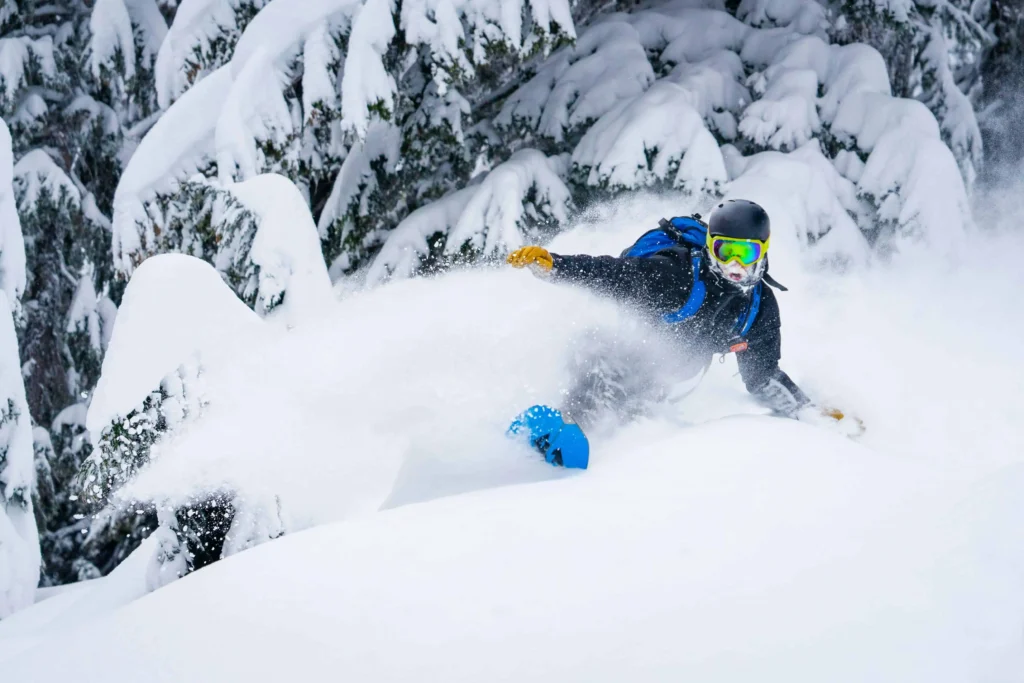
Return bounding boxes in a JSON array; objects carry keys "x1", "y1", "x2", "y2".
[{"x1": 508, "y1": 405, "x2": 589, "y2": 469}]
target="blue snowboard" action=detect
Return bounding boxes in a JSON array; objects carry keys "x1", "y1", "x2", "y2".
[{"x1": 508, "y1": 405, "x2": 589, "y2": 469}]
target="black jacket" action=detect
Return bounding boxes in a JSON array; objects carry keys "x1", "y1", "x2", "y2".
[{"x1": 550, "y1": 245, "x2": 810, "y2": 415}]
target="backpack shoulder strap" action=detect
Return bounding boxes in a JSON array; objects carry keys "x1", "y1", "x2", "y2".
[
  {"x1": 734, "y1": 282, "x2": 763, "y2": 337},
  {"x1": 661, "y1": 251, "x2": 707, "y2": 324}
]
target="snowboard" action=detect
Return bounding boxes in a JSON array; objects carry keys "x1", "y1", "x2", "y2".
[{"x1": 508, "y1": 405, "x2": 589, "y2": 469}]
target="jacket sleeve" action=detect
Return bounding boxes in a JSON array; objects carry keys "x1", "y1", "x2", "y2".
[
  {"x1": 549, "y1": 250, "x2": 692, "y2": 311},
  {"x1": 736, "y1": 287, "x2": 811, "y2": 416}
]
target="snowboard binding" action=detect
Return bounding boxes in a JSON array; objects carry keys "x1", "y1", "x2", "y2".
[{"x1": 508, "y1": 405, "x2": 589, "y2": 469}]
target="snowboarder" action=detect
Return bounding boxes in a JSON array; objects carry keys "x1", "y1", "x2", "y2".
[{"x1": 506, "y1": 199, "x2": 861, "y2": 465}]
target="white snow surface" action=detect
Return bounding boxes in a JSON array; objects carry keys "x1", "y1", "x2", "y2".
[{"x1": 4, "y1": 193, "x2": 1023, "y2": 678}]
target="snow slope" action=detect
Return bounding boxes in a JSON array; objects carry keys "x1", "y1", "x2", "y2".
[{"x1": 1, "y1": 196, "x2": 1023, "y2": 679}]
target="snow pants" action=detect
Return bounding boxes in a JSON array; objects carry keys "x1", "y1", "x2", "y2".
[{"x1": 560, "y1": 330, "x2": 706, "y2": 430}]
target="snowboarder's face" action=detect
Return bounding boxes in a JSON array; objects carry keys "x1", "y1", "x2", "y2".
[{"x1": 720, "y1": 259, "x2": 752, "y2": 284}]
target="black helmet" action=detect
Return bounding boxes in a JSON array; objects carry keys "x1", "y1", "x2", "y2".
[{"x1": 708, "y1": 199, "x2": 770, "y2": 241}]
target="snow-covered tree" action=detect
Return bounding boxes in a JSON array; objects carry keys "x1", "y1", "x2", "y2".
[
  {"x1": 0, "y1": 1, "x2": 184, "y2": 585},
  {"x1": 115, "y1": 0, "x2": 577, "y2": 283},
  {"x1": 0, "y1": 290, "x2": 40, "y2": 617},
  {"x1": 110, "y1": 0, "x2": 975, "y2": 288},
  {"x1": 831, "y1": 0, "x2": 991, "y2": 188},
  {"x1": 0, "y1": 119, "x2": 39, "y2": 618}
]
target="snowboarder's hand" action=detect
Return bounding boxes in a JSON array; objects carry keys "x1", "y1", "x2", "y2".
[
  {"x1": 507, "y1": 246, "x2": 553, "y2": 272},
  {"x1": 797, "y1": 405, "x2": 865, "y2": 439}
]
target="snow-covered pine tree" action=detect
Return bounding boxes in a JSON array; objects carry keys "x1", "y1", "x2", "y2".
[
  {"x1": 81, "y1": 173, "x2": 330, "y2": 579},
  {"x1": 0, "y1": 117, "x2": 40, "y2": 618},
  {"x1": 0, "y1": 289, "x2": 40, "y2": 617},
  {"x1": 115, "y1": 0, "x2": 577, "y2": 285},
  {"x1": 831, "y1": 0, "x2": 990, "y2": 188}
]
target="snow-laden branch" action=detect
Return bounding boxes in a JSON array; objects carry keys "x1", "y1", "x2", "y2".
[
  {"x1": 13, "y1": 150, "x2": 83, "y2": 209},
  {"x1": 629, "y1": 6, "x2": 749, "y2": 60},
  {"x1": 88, "y1": 0, "x2": 138, "y2": 80},
  {"x1": 572, "y1": 82, "x2": 728, "y2": 193},
  {"x1": 367, "y1": 149, "x2": 572, "y2": 283},
  {"x1": 446, "y1": 150, "x2": 572, "y2": 256},
  {"x1": 496, "y1": 20, "x2": 654, "y2": 143},
  {"x1": 663, "y1": 50, "x2": 751, "y2": 141},
  {"x1": 317, "y1": 121, "x2": 401, "y2": 266},
  {"x1": 0, "y1": 36, "x2": 56, "y2": 106},
  {"x1": 830, "y1": 84, "x2": 968, "y2": 240},
  {"x1": 88, "y1": 0, "x2": 169, "y2": 80},
  {"x1": 113, "y1": 65, "x2": 233, "y2": 273},
  {"x1": 154, "y1": 0, "x2": 267, "y2": 108},
  {"x1": 736, "y1": 0, "x2": 828, "y2": 34},
  {"x1": 222, "y1": 173, "x2": 334, "y2": 324},
  {"x1": 214, "y1": 47, "x2": 294, "y2": 183},
  {"x1": 402, "y1": 0, "x2": 574, "y2": 91},
  {"x1": 340, "y1": 0, "x2": 396, "y2": 136},
  {"x1": 726, "y1": 141, "x2": 871, "y2": 266}
]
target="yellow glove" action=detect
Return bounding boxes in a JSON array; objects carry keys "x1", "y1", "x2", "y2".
[
  {"x1": 797, "y1": 405, "x2": 865, "y2": 438},
  {"x1": 823, "y1": 406, "x2": 866, "y2": 438},
  {"x1": 507, "y1": 246, "x2": 553, "y2": 272},
  {"x1": 822, "y1": 407, "x2": 846, "y2": 421}
]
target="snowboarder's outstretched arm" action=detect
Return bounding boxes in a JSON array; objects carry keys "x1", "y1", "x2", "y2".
[
  {"x1": 551, "y1": 251, "x2": 691, "y2": 307},
  {"x1": 736, "y1": 287, "x2": 811, "y2": 416},
  {"x1": 506, "y1": 245, "x2": 694, "y2": 310},
  {"x1": 741, "y1": 289, "x2": 864, "y2": 435}
]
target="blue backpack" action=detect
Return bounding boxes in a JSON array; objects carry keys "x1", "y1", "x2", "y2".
[{"x1": 621, "y1": 215, "x2": 763, "y2": 340}]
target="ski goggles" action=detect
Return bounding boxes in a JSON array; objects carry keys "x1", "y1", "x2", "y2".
[{"x1": 707, "y1": 235, "x2": 769, "y2": 267}]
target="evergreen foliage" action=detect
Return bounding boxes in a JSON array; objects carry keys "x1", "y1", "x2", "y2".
[
  {"x1": 831, "y1": 0, "x2": 991, "y2": 187},
  {"x1": 0, "y1": 0, "x2": 174, "y2": 587}
]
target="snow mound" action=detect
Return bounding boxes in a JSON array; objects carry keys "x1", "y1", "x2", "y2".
[
  {"x1": 3, "y1": 417, "x2": 1024, "y2": 681},
  {"x1": 86, "y1": 254, "x2": 265, "y2": 433}
]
